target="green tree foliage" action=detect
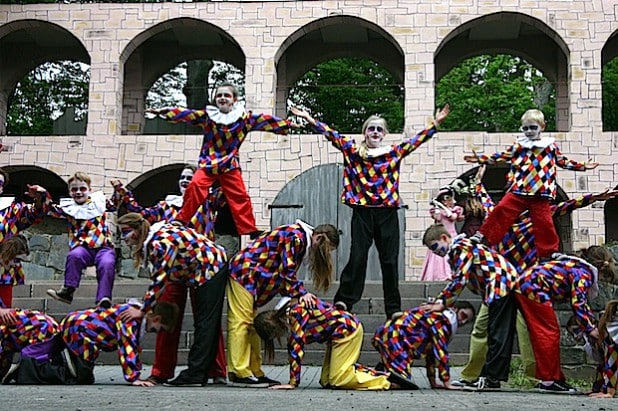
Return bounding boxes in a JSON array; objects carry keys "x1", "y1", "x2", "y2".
[
  {"x1": 436, "y1": 54, "x2": 556, "y2": 132},
  {"x1": 288, "y1": 57, "x2": 404, "y2": 133},
  {"x1": 6, "y1": 61, "x2": 89, "y2": 135},
  {"x1": 602, "y1": 57, "x2": 618, "y2": 131}
]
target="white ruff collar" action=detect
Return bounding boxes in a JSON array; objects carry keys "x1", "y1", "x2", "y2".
[
  {"x1": 206, "y1": 103, "x2": 245, "y2": 125},
  {"x1": 296, "y1": 219, "x2": 315, "y2": 257},
  {"x1": 0, "y1": 196, "x2": 15, "y2": 212},
  {"x1": 164, "y1": 194, "x2": 184, "y2": 208},
  {"x1": 443, "y1": 308, "x2": 458, "y2": 336},
  {"x1": 516, "y1": 135, "x2": 555, "y2": 149},
  {"x1": 142, "y1": 220, "x2": 167, "y2": 268},
  {"x1": 59, "y1": 191, "x2": 106, "y2": 219}
]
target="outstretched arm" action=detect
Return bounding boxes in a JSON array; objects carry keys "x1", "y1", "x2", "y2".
[
  {"x1": 290, "y1": 107, "x2": 317, "y2": 127},
  {"x1": 433, "y1": 104, "x2": 450, "y2": 127}
]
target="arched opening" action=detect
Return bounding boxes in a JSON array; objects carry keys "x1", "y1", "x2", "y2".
[
  {"x1": 119, "y1": 18, "x2": 246, "y2": 135},
  {"x1": 605, "y1": 185, "x2": 618, "y2": 244},
  {"x1": 274, "y1": 15, "x2": 405, "y2": 120},
  {"x1": 0, "y1": 19, "x2": 90, "y2": 136},
  {"x1": 435, "y1": 12, "x2": 570, "y2": 131},
  {"x1": 601, "y1": 31, "x2": 618, "y2": 131}
]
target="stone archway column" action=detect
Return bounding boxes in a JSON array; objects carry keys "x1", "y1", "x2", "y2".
[{"x1": 555, "y1": 54, "x2": 569, "y2": 131}]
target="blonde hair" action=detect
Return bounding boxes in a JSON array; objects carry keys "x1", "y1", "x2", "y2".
[
  {"x1": 307, "y1": 224, "x2": 340, "y2": 293},
  {"x1": 422, "y1": 223, "x2": 450, "y2": 247},
  {"x1": 117, "y1": 212, "x2": 151, "y2": 267},
  {"x1": 520, "y1": 109, "x2": 545, "y2": 126},
  {"x1": 67, "y1": 172, "x2": 91, "y2": 187},
  {"x1": 361, "y1": 115, "x2": 389, "y2": 134}
]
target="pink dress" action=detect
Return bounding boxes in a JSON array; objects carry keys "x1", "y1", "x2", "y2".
[{"x1": 420, "y1": 205, "x2": 464, "y2": 281}]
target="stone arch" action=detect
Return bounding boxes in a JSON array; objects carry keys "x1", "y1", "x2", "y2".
[
  {"x1": 119, "y1": 17, "x2": 246, "y2": 135},
  {"x1": 453, "y1": 165, "x2": 573, "y2": 254},
  {"x1": 601, "y1": 30, "x2": 618, "y2": 131},
  {"x1": 435, "y1": 11, "x2": 570, "y2": 131},
  {"x1": 0, "y1": 19, "x2": 90, "y2": 135},
  {"x1": 273, "y1": 15, "x2": 405, "y2": 117},
  {"x1": 270, "y1": 163, "x2": 405, "y2": 281}
]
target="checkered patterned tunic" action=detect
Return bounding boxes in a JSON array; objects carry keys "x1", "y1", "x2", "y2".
[
  {"x1": 437, "y1": 236, "x2": 517, "y2": 306},
  {"x1": 601, "y1": 332, "x2": 618, "y2": 393},
  {"x1": 119, "y1": 189, "x2": 224, "y2": 240},
  {"x1": 311, "y1": 121, "x2": 437, "y2": 207},
  {"x1": 142, "y1": 224, "x2": 227, "y2": 313},
  {"x1": 0, "y1": 194, "x2": 51, "y2": 286},
  {"x1": 229, "y1": 223, "x2": 309, "y2": 308},
  {"x1": 164, "y1": 108, "x2": 292, "y2": 174},
  {"x1": 477, "y1": 142, "x2": 586, "y2": 200},
  {"x1": 287, "y1": 299, "x2": 361, "y2": 386},
  {"x1": 61, "y1": 304, "x2": 144, "y2": 382},
  {"x1": 0, "y1": 309, "x2": 59, "y2": 355},
  {"x1": 514, "y1": 257, "x2": 596, "y2": 332},
  {"x1": 372, "y1": 308, "x2": 453, "y2": 382},
  {"x1": 49, "y1": 201, "x2": 113, "y2": 250}
]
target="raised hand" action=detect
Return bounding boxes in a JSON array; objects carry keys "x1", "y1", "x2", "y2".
[{"x1": 434, "y1": 104, "x2": 450, "y2": 126}]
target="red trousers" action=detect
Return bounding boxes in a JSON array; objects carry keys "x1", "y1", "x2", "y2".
[
  {"x1": 176, "y1": 168, "x2": 256, "y2": 235},
  {"x1": 150, "y1": 282, "x2": 227, "y2": 380},
  {"x1": 0, "y1": 285, "x2": 12, "y2": 307},
  {"x1": 479, "y1": 192, "x2": 559, "y2": 258},
  {"x1": 515, "y1": 293, "x2": 565, "y2": 381}
]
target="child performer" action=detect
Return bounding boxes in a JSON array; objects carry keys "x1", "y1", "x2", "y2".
[
  {"x1": 421, "y1": 223, "x2": 518, "y2": 390},
  {"x1": 515, "y1": 249, "x2": 606, "y2": 394},
  {"x1": 111, "y1": 166, "x2": 228, "y2": 385},
  {"x1": 0, "y1": 167, "x2": 51, "y2": 307},
  {"x1": 117, "y1": 213, "x2": 228, "y2": 387},
  {"x1": 0, "y1": 296, "x2": 60, "y2": 384},
  {"x1": 227, "y1": 221, "x2": 339, "y2": 387},
  {"x1": 464, "y1": 109, "x2": 599, "y2": 260},
  {"x1": 148, "y1": 82, "x2": 299, "y2": 238},
  {"x1": 420, "y1": 186, "x2": 464, "y2": 281},
  {"x1": 372, "y1": 301, "x2": 475, "y2": 389},
  {"x1": 291, "y1": 105, "x2": 450, "y2": 319},
  {"x1": 46, "y1": 172, "x2": 116, "y2": 308},
  {"x1": 254, "y1": 297, "x2": 392, "y2": 390},
  {"x1": 590, "y1": 297, "x2": 618, "y2": 398},
  {"x1": 60, "y1": 300, "x2": 178, "y2": 386}
]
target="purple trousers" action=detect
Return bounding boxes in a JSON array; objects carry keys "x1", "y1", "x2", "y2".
[{"x1": 64, "y1": 245, "x2": 116, "y2": 303}]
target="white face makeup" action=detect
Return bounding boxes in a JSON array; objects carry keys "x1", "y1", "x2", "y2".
[
  {"x1": 364, "y1": 120, "x2": 386, "y2": 148},
  {"x1": 427, "y1": 237, "x2": 450, "y2": 257},
  {"x1": 520, "y1": 121, "x2": 542, "y2": 140},
  {"x1": 178, "y1": 168, "x2": 194, "y2": 195},
  {"x1": 214, "y1": 86, "x2": 237, "y2": 114},
  {"x1": 457, "y1": 308, "x2": 474, "y2": 326},
  {"x1": 69, "y1": 180, "x2": 90, "y2": 204},
  {"x1": 120, "y1": 225, "x2": 138, "y2": 246}
]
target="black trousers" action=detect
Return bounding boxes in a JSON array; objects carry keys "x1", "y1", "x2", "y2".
[
  {"x1": 334, "y1": 207, "x2": 401, "y2": 318},
  {"x1": 481, "y1": 294, "x2": 517, "y2": 381},
  {"x1": 183, "y1": 266, "x2": 229, "y2": 382}
]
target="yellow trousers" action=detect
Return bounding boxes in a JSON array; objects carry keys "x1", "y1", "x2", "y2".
[
  {"x1": 459, "y1": 304, "x2": 536, "y2": 381},
  {"x1": 226, "y1": 279, "x2": 264, "y2": 379},
  {"x1": 319, "y1": 324, "x2": 391, "y2": 390}
]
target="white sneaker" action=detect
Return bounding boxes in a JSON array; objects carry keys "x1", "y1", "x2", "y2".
[
  {"x1": 62, "y1": 348, "x2": 77, "y2": 378},
  {"x1": 1, "y1": 362, "x2": 20, "y2": 384}
]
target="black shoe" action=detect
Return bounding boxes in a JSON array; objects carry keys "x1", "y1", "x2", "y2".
[
  {"x1": 387, "y1": 370, "x2": 419, "y2": 390},
  {"x1": 466, "y1": 376, "x2": 500, "y2": 390},
  {"x1": 256, "y1": 375, "x2": 280, "y2": 386},
  {"x1": 535, "y1": 380, "x2": 578, "y2": 394},
  {"x1": 229, "y1": 376, "x2": 269, "y2": 388},
  {"x1": 97, "y1": 297, "x2": 112, "y2": 309},
  {"x1": 164, "y1": 371, "x2": 204, "y2": 387},
  {"x1": 374, "y1": 362, "x2": 385, "y2": 372},
  {"x1": 1, "y1": 362, "x2": 20, "y2": 384},
  {"x1": 46, "y1": 286, "x2": 75, "y2": 304},
  {"x1": 62, "y1": 348, "x2": 77, "y2": 378},
  {"x1": 334, "y1": 301, "x2": 348, "y2": 311},
  {"x1": 249, "y1": 230, "x2": 265, "y2": 240},
  {"x1": 469, "y1": 232, "x2": 485, "y2": 245},
  {"x1": 146, "y1": 375, "x2": 168, "y2": 385},
  {"x1": 451, "y1": 379, "x2": 476, "y2": 388}
]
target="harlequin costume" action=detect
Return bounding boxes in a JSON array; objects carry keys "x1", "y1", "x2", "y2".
[
  {"x1": 514, "y1": 255, "x2": 598, "y2": 382},
  {"x1": 0, "y1": 192, "x2": 51, "y2": 306},
  {"x1": 286, "y1": 298, "x2": 390, "y2": 390},
  {"x1": 226, "y1": 221, "x2": 313, "y2": 382},
  {"x1": 141, "y1": 222, "x2": 228, "y2": 384},
  {"x1": 60, "y1": 303, "x2": 146, "y2": 383},
  {"x1": 160, "y1": 104, "x2": 293, "y2": 234},
  {"x1": 118, "y1": 188, "x2": 228, "y2": 382},
  {"x1": 436, "y1": 235, "x2": 517, "y2": 382},
  {"x1": 372, "y1": 307, "x2": 458, "y2": 384},
  {"x1": 475, "y1": 136, "x2": 588, "y2": 258},
  {"x1": 310, "y1": 119, "x2": 439, "y2": 317},
  {"x1": 48, "y1": 191, "x2": 115, "y2": 304}
]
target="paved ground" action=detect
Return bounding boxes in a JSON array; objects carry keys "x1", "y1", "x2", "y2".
[{"x1": 2, "y1": 365, "x2": 617, "y2": 410}]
